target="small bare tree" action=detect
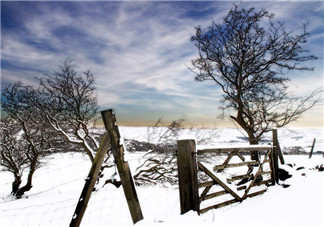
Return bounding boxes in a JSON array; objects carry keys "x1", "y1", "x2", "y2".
[
  {"x1": 0, "y1": 117, "x2": 29, "y2": 195},
  {"x1": 131, "y1": 118, "x2": 220, "y2": 185},
  {"x1": 133, "y1": 118, "x2": 186, "y2": 185},
  {"x1": 1, "y1": 83, "x2": 61, "y2": 197},
  {"x1": 191, "y1": 5, "x2": 322, "y2": 160}
]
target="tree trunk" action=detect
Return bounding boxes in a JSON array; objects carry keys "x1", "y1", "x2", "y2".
[
  {"x1": 247, "y1": 132, "x2": 260, "y2": 161},
  {"x1": 15, "y1": 156, "x2": 38, "y2": 198},
  {"x1": 231, "y1": 115, "x2": 260, "y2": 161},
  {"x1": 12, "y1": 174, "x2": 22, "y2": 195}
]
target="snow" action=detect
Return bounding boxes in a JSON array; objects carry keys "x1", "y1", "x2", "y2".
[
  {"x1": 120, "y1": 127, "x2": 324, "y2": 152},
  {"x1": 1, "y1": 127, "x2": 323, "y2": 227}
]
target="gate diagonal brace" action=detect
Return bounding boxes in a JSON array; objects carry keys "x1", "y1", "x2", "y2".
[
  {"x1": 242, "y1": 150, "x2": 271, "y2": 200},
  {"x1": 198, "y1": 162, "x2": 242, "y2": 202}
]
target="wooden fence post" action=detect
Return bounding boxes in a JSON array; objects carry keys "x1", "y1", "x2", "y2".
[
  {"x1": 273, "y1": 129, "x2": 284, "y2": 164},
  {"x1": 70, "y1": 133, "x2": 111, "y2": 227},
  {"x1": 271, "y1": 128, "x2": 285, "y2": 183},
  {"x1": 271, "y1": 129, "x2": 279, "y2": 183},
  {"x1": 177, "y1": 139, "x2": 199, "y2": 214},
  {"x1": 309, "y1": 138, "x2": 316, "y2": 159},
  {"x1": 101, "y1": 109, "x2": 144, "y2": 224}
]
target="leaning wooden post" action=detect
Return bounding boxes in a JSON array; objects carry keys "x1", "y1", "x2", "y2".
[
  {"x1": 101, "y1": 109, "x2": 144, "y2": 224},
  {"x1": 309, "y1": 138, "x2": 316, "y2": 159},
  {"x1": 177, "y1": 139, "x2": 199, "y2": 214},
  {"x1": 70, "y1": 133, "x2": 111, "y2": 227}
]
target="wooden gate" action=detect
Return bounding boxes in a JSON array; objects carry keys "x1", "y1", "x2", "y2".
[{"x1": 177, "y1": 138, "x2": 281, "y2": 215}]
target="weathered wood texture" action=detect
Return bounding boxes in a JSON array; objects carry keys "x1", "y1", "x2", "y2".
[
  {"x1": 101, "y1": 109, "x2": 143, "y2": 224},
  {"x1": 178, "y1": 137, "x2": 278, "y2": 215},
  {"x1": 177, "y1": 139, "x2": 199, "y2": 214},
  {"x1": 198, "y1": 162, "x2": 241, "y2": 201},
  {"x1": 178, "y1": 140, "x2": 276, "y2": 214},
  {"x1": 70, "y1": 133, "x2": 111, "y2": 227}
]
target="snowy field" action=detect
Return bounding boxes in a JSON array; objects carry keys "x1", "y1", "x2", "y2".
[
  {"x1": 120, "y1": 127, "x2": 324, "y2": 153},
  {"x1": 1, "y1": 127, "x2": 323, "y2": 227}
]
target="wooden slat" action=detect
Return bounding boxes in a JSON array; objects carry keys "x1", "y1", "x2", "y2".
[
  {"x1": 198, "y1": 162, "x2": 241, "y2": 202},
  {"x1": 246, "y1": 189, "x2": 267, "y2": 198},
  {"x1": 237, "y1": 185, "x2": 246, "y2": 191},
  {"x1": 200, "y1": 186, "x2": 212, "y2": 198},
  {"x1": 197, "y1": 145, "x2": 272, "y2": 154},
  {"x1": 235, "y1": 176, "x2": 271, "y2": 190},
  {"x1": 199, "y1": 189, "x2": 268, "y2": 214},
  {"x1": 200, "y1": 190, "x2": 227, "y2": 202},
  {"x1": 214, "y1": 161, "x2": 260, "y2": 171},
  {"x1": 260, "y1": 171, "x2": 272, "y2": 176},
  {"x1": 199, "y1": 198, "x2": 238, "y2": 214},
  {"x1": 227, "y1": 174, "x2": 252, "y2": 184},
  {"x1": 199, "y1": 181, "x2": 217, "y2": 188},
  {"x1": 253, "y1": 179, "x2": 273, "y2": 187}
]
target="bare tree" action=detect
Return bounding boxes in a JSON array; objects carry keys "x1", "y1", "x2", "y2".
[
  {"x1": 37, "y1": 59, "x2": 101, "y2": 163},
  {"x1": 133, "y1": 118, "x2": 186, "y2": 185},
  {"x1": 190, "y1": 5, "x2": 322, "y2": 160},
  {"x1": 0, "y1": 117, "x2": 29, "y2": 195},
  {"x1": 1, "y1": 82, "x2": 60, "y2": 197},
  {"x1": 132, "y1": 118, "x2": 220, "y2": 185},
  {"x1": 1, "y1": 60, "x2": 114, "y2": 196}
]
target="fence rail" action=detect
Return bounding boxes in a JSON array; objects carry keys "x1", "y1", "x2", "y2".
[{"x1": 197, "y1": 145, "x2": 272, "y2": 154}]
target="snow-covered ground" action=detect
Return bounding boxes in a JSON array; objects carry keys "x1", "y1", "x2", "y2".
[
  {"x1": 1, "y1": 127, "x2": 323, "y2": 227},
  {"x1": 120, "y1": 126, "x2": 324, "y2": 153}
]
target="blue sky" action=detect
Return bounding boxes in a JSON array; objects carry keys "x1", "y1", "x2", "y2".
[{"x1": 1, "y1": 1, "x2": 323, "y2": 127}]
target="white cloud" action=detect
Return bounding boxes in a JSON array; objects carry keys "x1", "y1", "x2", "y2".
[
  {"x1": 2, "y1": 38, "x2": 55, "y2": 64},
  {"x1": 0, "y1": 69, "x2": 39, "y2": 87}
]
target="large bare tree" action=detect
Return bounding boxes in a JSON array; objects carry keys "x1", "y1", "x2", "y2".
[
  {"x1": 190, "y1": 6, "x2": 321, "y2": 160},
  {"x1": 37, "y1": 59, "x2": 101, "y2": 162}
]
